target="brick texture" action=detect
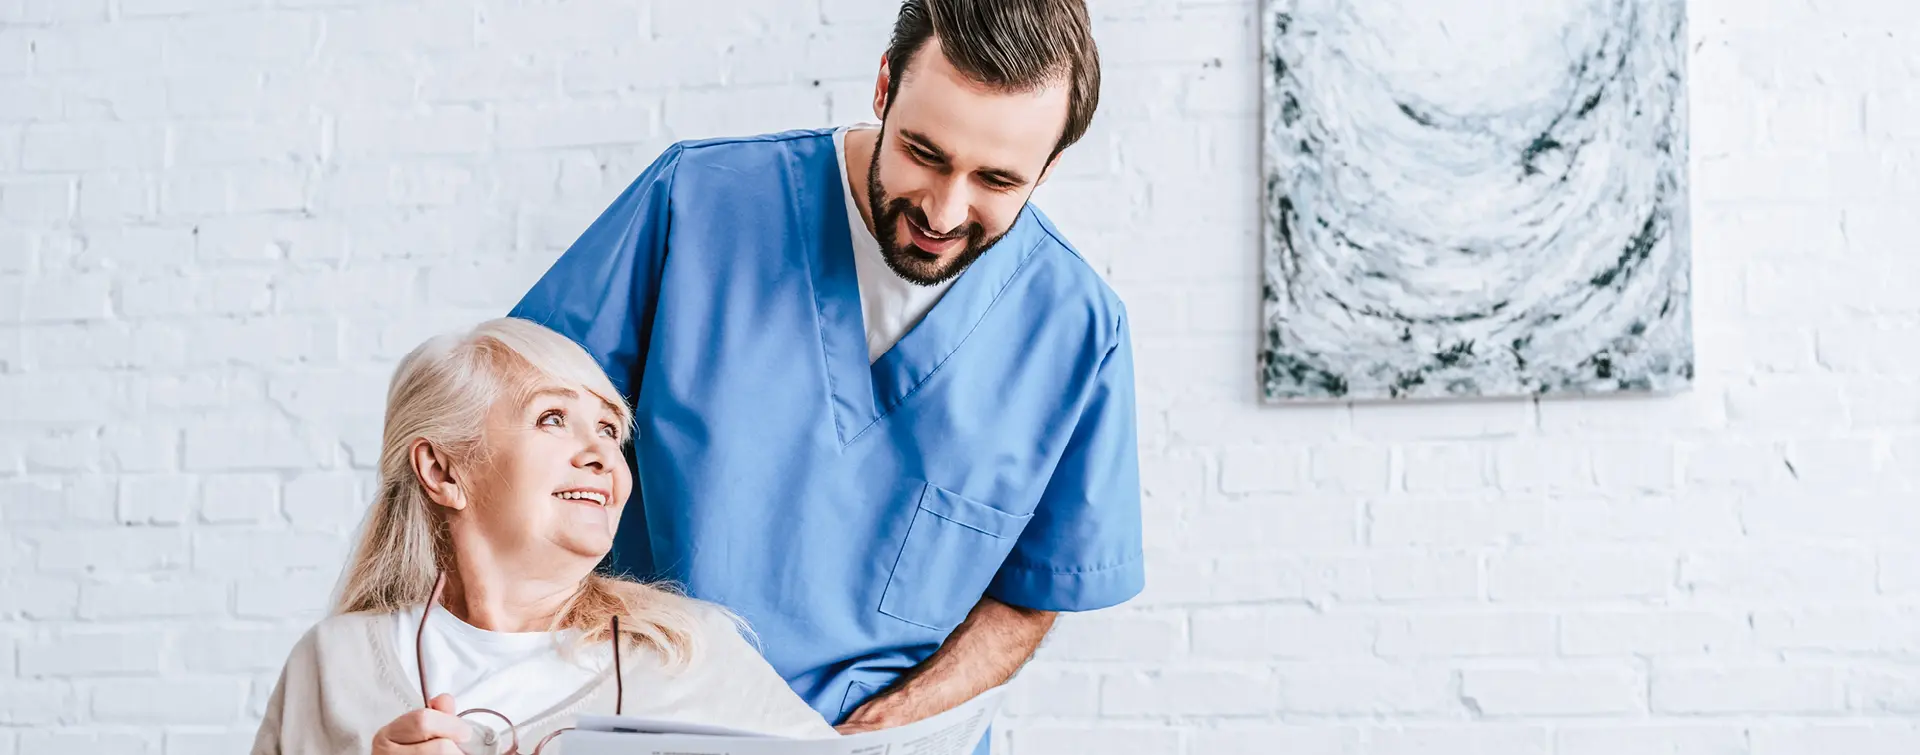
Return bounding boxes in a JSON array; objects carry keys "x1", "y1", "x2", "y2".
[{"x1": 1, "y1": 0, "x2": 1915, "y2": 752}]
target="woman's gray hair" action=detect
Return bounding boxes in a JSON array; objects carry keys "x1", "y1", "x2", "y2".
[{"x1": 330, "y1": 316, "x2": 735, "y2": 669}]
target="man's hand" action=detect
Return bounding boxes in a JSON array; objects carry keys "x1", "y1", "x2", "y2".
[
  {"x1": 834, "y1": 597, "x2": 1055, "y2": 734},
  {"x1": 834, "y1": 683, "x2": 940, "y2": 734},
  {"x1": 833, "y1": 694, "x2": 906, "y2": 735}
]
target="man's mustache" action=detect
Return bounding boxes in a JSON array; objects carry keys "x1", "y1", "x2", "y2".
[{"x1": 885, "y1": 199, "x2": 978, "y2": 242}]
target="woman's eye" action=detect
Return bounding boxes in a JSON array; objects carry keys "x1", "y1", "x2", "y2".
[
  {"x1": 539, "y1": 410, "x2": 564, "y2": 427},
  {"x1": 598, "y1": 423, "x2": 618, "y2": 439}
]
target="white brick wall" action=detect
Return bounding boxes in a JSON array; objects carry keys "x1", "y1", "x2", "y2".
[{"x1": 0, "y1": 0, "x2": 1915, "y2": 753}]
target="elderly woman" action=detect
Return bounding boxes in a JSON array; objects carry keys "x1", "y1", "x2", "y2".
[{"x1": 252, "y1": 317, "x2": 835, "y2": 754}]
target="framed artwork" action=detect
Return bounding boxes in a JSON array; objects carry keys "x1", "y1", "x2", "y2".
[{"x1": 1258, "y1": 0, "x2": 1693, "y2": 402}]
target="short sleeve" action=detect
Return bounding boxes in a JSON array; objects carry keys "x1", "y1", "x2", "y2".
[
  {"x1": 985, "y1": 312, "x2": 1145, "y2": 612},
  {"x1": 508, "y1": 144, "x2": 685, "y2": 401}
]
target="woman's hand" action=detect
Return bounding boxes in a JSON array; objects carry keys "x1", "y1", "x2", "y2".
[{"x1": 373, "y1": 693, "x2": 471, "y2": 754}]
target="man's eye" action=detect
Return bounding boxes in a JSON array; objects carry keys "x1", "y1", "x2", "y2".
[{"x1": 907, "y1": 146, "x2": 937, "y2": 163}]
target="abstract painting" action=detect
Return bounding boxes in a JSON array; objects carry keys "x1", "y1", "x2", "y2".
[{"x1": 1258, "y1": 0, "x2": 1693, "y2": 402}]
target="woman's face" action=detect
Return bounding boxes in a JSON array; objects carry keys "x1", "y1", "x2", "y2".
[{"x1": 460, "y1": 380, "x2": 631, "y2": 566}]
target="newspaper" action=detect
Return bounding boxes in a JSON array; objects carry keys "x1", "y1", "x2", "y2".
[{"x1": 561, "y1": 684, "x2": 1004, "y2": 755}]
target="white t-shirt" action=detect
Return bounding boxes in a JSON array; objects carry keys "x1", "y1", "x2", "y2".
[
  {"x1": 393, "y1": 602, "x2": 608, "y2": 735},
  {"x1": 834, "y1": 123, "x2": 957, "y2": 363}
]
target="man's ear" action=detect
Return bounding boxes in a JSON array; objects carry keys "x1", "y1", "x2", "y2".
[
  {"x1": 410, "y1": 439, "x2": 468, "y2": 512},
  {"x1": 871, "y1": 54, "x2": 891, "y2": 121},
  {"x1": 1035, "y1": 152, "x2": 1062, "y2": 188}
]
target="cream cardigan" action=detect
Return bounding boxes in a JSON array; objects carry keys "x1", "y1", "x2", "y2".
[{"x1": 251, "y1": 606, "x2": 837, "y2": 754}]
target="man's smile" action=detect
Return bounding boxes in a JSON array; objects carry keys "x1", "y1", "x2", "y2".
[{"x1": 904, "y1": 213, "x2": 964, "y2": 256}]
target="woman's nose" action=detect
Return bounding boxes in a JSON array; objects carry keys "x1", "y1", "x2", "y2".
[{"x1": 573, "y1": 435, "x2": 610, "y2": 472}]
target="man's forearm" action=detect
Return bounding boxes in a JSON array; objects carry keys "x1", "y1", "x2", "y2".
[{"x1": 841, "y1": 596, "x2": 1055, "y2": 728}]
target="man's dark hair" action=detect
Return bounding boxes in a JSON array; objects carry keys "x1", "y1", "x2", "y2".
[{"x1": 883, "y1": 0, "x2": 1101, "y2": 163}]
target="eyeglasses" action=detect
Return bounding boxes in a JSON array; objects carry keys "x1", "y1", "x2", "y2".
[{"x1": 415, "y1": 571, "x2": 625, "y2": 755}]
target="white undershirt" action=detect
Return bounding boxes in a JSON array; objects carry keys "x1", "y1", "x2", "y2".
[
  {"x1": 393, "y1": 602, "x2": 608, "y2": 734},
  {"x1": 834, "y1": 123, "x2": 957, "y2": 363}
]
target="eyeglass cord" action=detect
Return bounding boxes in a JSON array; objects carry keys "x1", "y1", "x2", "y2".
[{"x1": 417, "y1": 570, "x2": 626, "y2": 753}]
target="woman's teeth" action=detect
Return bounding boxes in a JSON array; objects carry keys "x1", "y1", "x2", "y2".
[{"x1": 556, "y1": 491, "x2": 607, "y2": 506}]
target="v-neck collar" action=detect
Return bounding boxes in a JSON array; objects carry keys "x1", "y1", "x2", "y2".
[
  {"x1": 835, "y1": 126, "x2": 960, "y2": 365},
  {"x1": 799, "y1": 128, "x2": 1043, "y2": 447}
]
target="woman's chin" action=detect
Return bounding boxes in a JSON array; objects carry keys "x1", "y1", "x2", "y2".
[
  {"x1": 560, "y1": 497, "x2": 616, "y2": 531},
  {"x1": 550, "y1": 523, "x2": 616, "y2": 557},
  {"x1": 537, "y1": 503, "x2": 619, "y2": 562},
  {"x1": 552, "y1": 535, "x2": 614, "y2": 563}
]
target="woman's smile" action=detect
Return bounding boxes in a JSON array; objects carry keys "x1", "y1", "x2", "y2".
[{"x1": 553, "y1": 487, "x2": 610, "y2": 507}]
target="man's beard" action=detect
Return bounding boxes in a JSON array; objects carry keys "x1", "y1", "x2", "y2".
[{"x1": 865, "y1": 130, "x2": 1012, "y2": 287}]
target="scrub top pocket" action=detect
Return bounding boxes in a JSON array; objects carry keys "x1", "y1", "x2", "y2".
[
  {"x1": 879, "y1": 483, "x2": 1032, "y2": 631},
  {"x1": 837, "y1": 675, "x2": 884, "y2": 723}
]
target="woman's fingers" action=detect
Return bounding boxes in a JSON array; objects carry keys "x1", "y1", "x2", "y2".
[
  {"x1": 373, "y1": 734, "x2": 465, "y2": 755},
  {"x1": 378, "y1": 708, "x2": 471, "y2": 746},
  {"x1": 371, "y1": 695, "x2": 472, "y2": 755}
]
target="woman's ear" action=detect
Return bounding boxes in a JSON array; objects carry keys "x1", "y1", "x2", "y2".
[{"x1": 409, "y1": 439, "x2": 468, "y2": 512}]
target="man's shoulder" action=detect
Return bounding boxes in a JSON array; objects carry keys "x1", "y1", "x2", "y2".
[
  {"x1": 673, "y1": 127, "x2": 836, "y2": 151},
  {"x1": 1014, "y1": 204, "x2": 1129, "y2": 335},
  {"x1": 636, "y1": 127, "x2": 836, "y2": 206},
  {"x1": 660, "y1": 127, "x2": 835, "y2": 169}
]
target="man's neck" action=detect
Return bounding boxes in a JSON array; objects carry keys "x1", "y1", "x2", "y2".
[{"x1": 844, "y1": 125, "x2": 880, "y2": 240}]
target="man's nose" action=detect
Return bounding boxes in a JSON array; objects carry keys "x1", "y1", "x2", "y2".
[{"x1": 924, "y1": 181, "x2": 969, "y2": 235}]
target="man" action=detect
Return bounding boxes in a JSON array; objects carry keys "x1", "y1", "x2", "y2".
[{"x1": 508, "y1": 0, "x2": 1141, "y2": 750}]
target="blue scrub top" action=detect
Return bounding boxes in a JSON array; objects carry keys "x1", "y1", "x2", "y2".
[{"x1": 509, "y1": 128, "x2": 1145, "y2": 745}]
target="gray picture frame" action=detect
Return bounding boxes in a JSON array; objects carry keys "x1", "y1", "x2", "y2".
[{"x1": 1258, "y1": 0, "x2": 1695, "y2": 403}]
